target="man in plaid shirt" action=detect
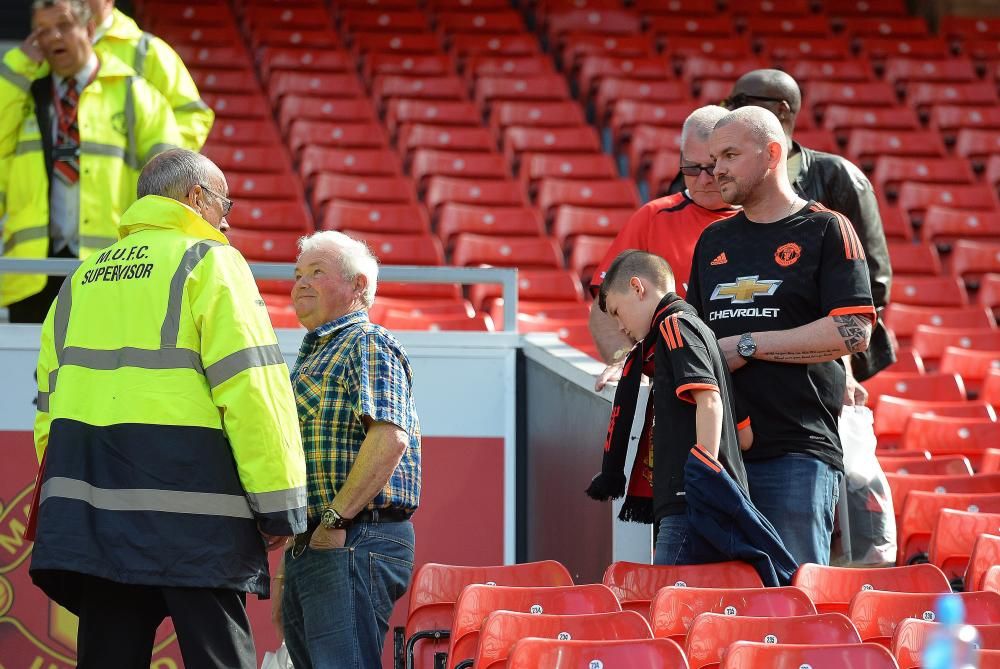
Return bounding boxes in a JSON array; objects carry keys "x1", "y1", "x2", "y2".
[{"x1": 273, "y1": 230, "x2": 421, "y2": 669}]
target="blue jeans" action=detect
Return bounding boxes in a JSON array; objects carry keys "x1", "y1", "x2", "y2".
[
  {"x1": 744, "y1": 454, "x2": 842, "y2": 566},
  {"x1": 282, "y1": 521, "x2": 415, "y2": 669},
  {"x1": 654, "y1": 515, "x2": 692, "y2": 565}
]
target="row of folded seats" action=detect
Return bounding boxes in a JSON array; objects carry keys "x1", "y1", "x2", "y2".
[
  {"x1": 393, "y1": 559, "x2": 1000, "y2": 669},
  {"x1": 136, "y1": 0, "x2": 1000, "y2": 351}
]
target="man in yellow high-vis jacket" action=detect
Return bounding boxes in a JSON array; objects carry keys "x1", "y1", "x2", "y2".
[
  {"x1": 0, "y1": 0, "x2": 181, "y2": 322},
  {"x1": 31, "y1": 148, "x2": 307, "y2": 669},
  {"x1": 87, "y1": 0, "x2": 214, "y2": 150}
]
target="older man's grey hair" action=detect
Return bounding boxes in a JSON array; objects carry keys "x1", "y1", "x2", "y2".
[
  {"x1": 680, "y1": 105, "x2": 730, "y2": 148},
  {"x1": 32, "y1": 0, "x2": 93, "y2": 25},
  {"x1": 137, "y1": 148, "x2": 220, "y2": 201},
  {"x1": 714, "y1": 106, "x2": 787, "y2": 154},
  {"x1": 298, "y1": 231, "x2": 379, "y2": 308}
]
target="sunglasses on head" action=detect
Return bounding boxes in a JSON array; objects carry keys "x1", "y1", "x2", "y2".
[{"x1": 721, "y1": 92, "x2": 786, "y2": 110}]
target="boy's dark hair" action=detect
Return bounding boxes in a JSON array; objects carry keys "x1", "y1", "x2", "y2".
[{"x1": 598, "y1": 250, "x2": 675, "y2": 313}]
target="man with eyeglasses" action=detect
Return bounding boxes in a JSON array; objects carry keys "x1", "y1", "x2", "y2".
[
  {"x1": 0, "y1": 0, "x2": 181, "y2": 323},
  {"x1": 30, "y1": 148, "x2": 306, "y2": 668},
  {"x1": 590, "y1": 106, "x2": 741, "y2": 390},
  {"x1": 720, "y1": 70, "x2": 894, "y2": 398}
]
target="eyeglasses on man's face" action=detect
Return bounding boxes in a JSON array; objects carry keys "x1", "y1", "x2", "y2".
[
  {"x1": 721, "y1": 92, "x2": 786, "y2": 110},
  {"x1": 679, "y1": 162, "x2": 715, "y2": 177},
  {"x1": 200, "y1": 183, "x2": 234, "y2": 217}
]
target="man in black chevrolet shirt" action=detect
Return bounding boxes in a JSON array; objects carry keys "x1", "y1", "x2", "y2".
[{"x1": 686, "y1": 107, "x2": 876, "y2": 565}]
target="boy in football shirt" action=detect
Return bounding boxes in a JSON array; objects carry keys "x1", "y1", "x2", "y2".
[
  {"x1": 599, "y1": 250, "x2": 749, "y2": 564},
  {"x1": 685, "y1": 106, "x2": 876, "y2": 565}
]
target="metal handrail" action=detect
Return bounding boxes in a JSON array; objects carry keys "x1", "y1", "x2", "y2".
[{"x1": 0, "y1": 258, "x2": 519, "y2": 331}]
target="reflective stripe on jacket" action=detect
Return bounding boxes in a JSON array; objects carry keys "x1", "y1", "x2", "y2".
[
  {"x1": 98, "y1": 9, "x2": 213, "y2": 150},
  {"x1": 31, "y1": 195, "x2": 307, "y2": 609},
  {"x1": 0, "y1": 49, "x2": 181, "y2": 306}
]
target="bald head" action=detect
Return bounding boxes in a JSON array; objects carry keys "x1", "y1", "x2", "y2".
[
  {"x1": 714, "y1": 107, "x2": 787, "y2": 155},
  {"x1": 727, "y1": 69, "x2": 802, "y2": 142}
]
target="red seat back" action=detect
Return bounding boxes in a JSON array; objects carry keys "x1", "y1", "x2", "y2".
[
  {"x1": 792, "y1": 563, "x2": 951, "y2": 615},
  {"x1": 506, "y1": 637, "x2": 687, "y2": 669},
  {"x1": 849, "y1": 590, "x2": 1000, "y2": 646},
  {"x1": 892, "y1": 618, "x2": 1000, "y2": 669},
  {"x1": 721, "y1": 641, "x2": 896, "y2": 669},
  {"x1": 929, "y1": 509, "x2": 1000, "y2": 583}
]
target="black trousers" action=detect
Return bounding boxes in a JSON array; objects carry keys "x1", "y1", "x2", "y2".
[
  {"x1": 75, "y1": 574, "x2": 257, "y2": 669},
  {"x1": 7, "y1": 247, "x2": 74, "y2": 324}
]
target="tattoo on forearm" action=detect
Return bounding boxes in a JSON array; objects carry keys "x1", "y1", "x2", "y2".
[
  {"x1": 766, "y1": 349, "x2": 841, "y2": 361},
  {"x1": 833, "y1": 314, "x2": 870, "y2": 353}
]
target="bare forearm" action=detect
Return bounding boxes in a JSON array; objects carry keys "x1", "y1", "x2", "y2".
[
  {"x1": 588, "y1": 297, "x2": 632, "y2": 363},
  {"x1": 693, "y1": 389, "x2": 724, "y2": 459},
  {"x1": 753, "y1": 315, "x2": 872, "y2": 364},
  {"x1": 331, "y1": 423, "x2": 407, "y2": 518}
]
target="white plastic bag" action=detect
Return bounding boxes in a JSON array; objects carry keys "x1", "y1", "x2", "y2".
[
  {"x1": 261, "y1": 642, "x2": 294, "y2": 669},
  {"x1": 832, "y1": 406, "x2": 897, "y2": 566}
]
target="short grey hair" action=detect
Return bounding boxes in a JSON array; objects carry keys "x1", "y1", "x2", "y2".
[
  {"x1": 714, "y1": 106, "x2": 786, "y2": 152},
  {"x1": 298, "y1": 231, "x2": 379, "y2": 307},
  {"x1": 680, "y1": 105, "x2": 730, "y2": 148},
  {"x1": 137, "y1": 148, "x2": 219, "y2": 200},
  {"x1": 32, "y1": 0, "x2": 93, "y2": 25}
]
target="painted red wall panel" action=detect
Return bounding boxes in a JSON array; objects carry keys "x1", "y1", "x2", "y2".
[{"x1": 0, "y1": 432, "x2": 505, "y2": 669}]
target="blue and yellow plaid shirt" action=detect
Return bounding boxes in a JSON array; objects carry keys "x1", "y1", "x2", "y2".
[{"x1": 291, "y1": 309, "x2": 421, "y2": 522}]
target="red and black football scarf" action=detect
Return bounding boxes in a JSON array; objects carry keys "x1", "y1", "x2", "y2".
[{"x1": 586, "y1": 293, "x2": 679, "y2": 524}]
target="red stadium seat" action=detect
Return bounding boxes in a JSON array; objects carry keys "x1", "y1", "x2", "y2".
[
  {"x1": 435, "y1": 10, "x2": 524, "y2": 36},
  {"x1": 288, "y1": 120, "x2": 388, "y2": 156},
  {"x1": 887, "y1": 474, "x2": 1000, "y2": 529},
  {"x1": 849, "y1": 590, "x2": 1000, "y2": 646},
  {"x1": 968, "y1": 534, "x2": 1000, "y2": 592},
  {"x1": 593, "y1": 79, "x2": 690, "y2": 126},
  {"x1": 745, "y1": 15, "x2": 831, "y2": 38},
  {"x1": 873, "y1": 158, "x2": 975, "y2": 200},
  {"x1": 886, "y1": 348, "x2": 927, "y2": 374},
  {"x1": 929, "y1": 106, "x2": 1000, "y2": 143},
  {"x1": 685, "y1": 613, "x2": 861, "y2": 669},
  {"x1": 201, "y1": 145, "x2": 291, "y2": 175},
  {"x1": 759, "y1": 36, "x2": 853, "y2": 63},
  {"x1": 372, "y1": 75, "x2": 466, "y2": 111},
  {"x1": 410, "y1": 151, "x2": 509, "y2": 188},
  {"x1": 399, "y1": 560, "x2": 573, "y2": 669},
  {"x1": 341, "y1": 231, "x2": 444, "y2": 265},
  {"x1": 730, "y1": 0, "x2": 812, "y2": 15},
  {"x1": 664, "y1": 35, "x2": 754, "y2": 60},
  {"x1": 956, "y1": 130, "x2": 1000, "y2": 171},
  {"x1": 911, "y1": 326, "x2": 1000, "y2": 365},
  {"x1": 173, "y1": 44, "x2": 252, "y2": 71},
  {"x1": 902, "y1": 417, "x2": 1000, "y2": 467},
  {"x1": 226, "y1": 199, "x2": 311, "y2": 233},
  {"x1": 859, "y1": 37, "x2": 951, "y2": 61},
  {"x1": 825, "y1": 107, "x2": 921, "y2": 144},
  {"x1": 259, "y1": 48, "x2": 353, "y2": 82},
  {"x1": 908, "y1": 83, "x2": 1000, "y2": 113},
  {"x1": 424, "y1": 177, "x2": 526, "y2": 214},
  {"x1": 474, "y1": 75, "x2": 571, "y2": 113},
  {"x1": 520, "y1": 154, "x2": 618, "y2": 195},
  {"x1": 447, "y1": 584, "x2": 621, "y2": 668},
  {"x1": 874, "y1": 397, "x2": 995, "y2": 442},
  {"x1": 207, "y1": 119, "x2": 282, "y2": 147},
  {"x1": 321, "y1": 201, "x2": 430, "y2": 235},
  {"x1": 312, "y1": 175, "x2": 416, "y2": 211},
  {"x1": 299, "y1": 147, "x2": 401, "y2": 183},
  {"x1": 385, "y1": 101, "x2": 481, "y2": 138},
  {"x1": 249, "y1": 27, "x2": 339, "y2": 51},
  {"x1": 398, "y1": 125, "x2": 496, "y2": 161},
  {"x1": 351, "y1": 32, "x2": 441, "y2": 57},
  {"x1": 880, "y1": 206, "x2": 915, "y2": 242},
  {"x1": 842, "y1": 16, "x2": 929, "y2": 38},
  {"x1": 468, "y1": 268, "x2": 585, "y2": 311},
  {"x1": 883, "y1": 58, "x2": 978, "y2": 86},
  {"x1": 609, "y1": 101, "x2": 689, "y2": 151},
  {"x1": 681, "y1": 56, "x2": 767, "y2": 86},
  {"x1": 577, "y1": 55, "x2": 673, "y2": 102},
  {"x1": 375, "y1": 311, "x2": 492, "y2": 331},
  {"x1": 894, "y1": 490, "x2": 1000, "y2": 565},
  {"x1": 243, "y1": 6, "x2": 331, "y2": 31},
  {"x1": 803, "y1": 81, "x2": 898, "y2": 118},
  {"x1": 887, "y1": 242, "x2": 943, "y2": 277},
  {"x1": 226, "y1": 229, "x2": 300, "y2": 262},
  {"x1": 452, "y1": 233, "x2": 563, "y2": 269},
  {"x1": 535, "y1": 178, "x2": 639, "y2": 221},
  {"x1": 792, "y1": 563, "x2": 950, "y2": 616},
  {"x1": 547, "y1": 9, "x2": 642, "y2": 39},
  {"x1": 449, "y1": 34, "x2": 540, "y2": 60},
  {"x1": 981, "y1": 274, "x2": 1000, "y2": 314},
  {"x1": 340, "y1": 9, "x2": 428, "y2": 33},
  {"x1": 787, "y1": 59, "x2": 874, "y2": 84},
  {"x1": 560, "y1": 34, "x2": 658, "y2": 71},
  {"x1": 364, "y1": 53, "x2": 454, "y2": 84},
  {"x1": 921, "y1": 208, "x2": 1000, "y2": 249},
  {"x1": 940, "y1": 16, "x2": 1000, "y2": 41},
  {"x1": 568, "y1": 235, "x2": 614, "y2": 283},
  {"x1": 647, "y1": 14, "x2": 733, "y2": 41},
  {"x1": 891, "y1": 276, "x2": 968, "y2": 307},
  {"x1": 879, "y1": 456, "x2": 974, "y2": 476},
  {"x1": 551, "y1": 206, "x2": 630, "y2": 248},
  {"x1": 278, "y1": 96, "x2": 376, "y2": 136},
  {"x1": 646, "y1": 150, "x2": 684, "y2": 197},
  {"x1": 506, "y1": 637, "x2": 686, "y2": 669},
  {"x1": 490, "y1": 102, "x2": 586, "y2": 137},
  {"x1": 472, "y1": 610, "x2": 652, "y2": 669},
  {"x1": 929, "y1": 509, "x2": 1000, "y2": 583},
  {"x1": 892, "y1": 618, "x2": 1000, "y2": 669},
  {"x1": 268, "y1": 72, "x2": 363, "y2": 105},
  {"x1": 627, "y1": 125, "x2": 682, "y2": 181},
  {"x1": 602, "y1": 561, "x2": 763, "y2": 620},
  {"x1": 203, "y1": 92, "x2": 271, "y2": 119},
  {"x1": 846, "y1": 130, "x2": 946, "y2": 171},
  {"x1": 436, "y1": 204, "x2": 543, "y2": 247},
  {"x1": 987, "y1": 567, "x2": 1000, "y2": 594},
  {"x1": 883, "y1": 303, "x2": 994, "y2": 340},
  {"x1": 863, "y1": 372, "x2": 966, "y2": 408},
  {"x1": 941, "y1": 348, "x2": 1000, "y2": 396},
  {"x1": 650, "y1": 586, "x2": 815, "y2": 643},
  {"x1": 156, "y1": 24, "x2": 245, "y2": 48},
  {"x1": 721, "y1": 642, "x2": 897, "y2": 669},
  {"x1": 466, "y1": 55, "x2": 556, "y2": 83},
  {"x1": 227, "y1": 172, "x2": 301, "y2": 200},
  {"x1": 502, "y1": 127, "x2": 601, "y2": 167},
  {"x1": 983, "y1": 448, "x2": 1000, "y2": 473},
  {"x1": 189, "y1": 68, "x2": 258, "y2": 95}
]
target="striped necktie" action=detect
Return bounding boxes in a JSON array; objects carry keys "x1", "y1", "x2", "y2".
[{"x1": 54, "y1": 77, "x2": 80, "y2": 185}]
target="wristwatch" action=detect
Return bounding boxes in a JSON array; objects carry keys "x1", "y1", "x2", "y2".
[
  {"x1": 737, "y1": 333, "x2": 757, "y2": 360},
  {"x1": 320, "y1": 506, "x2": 350, "y2": 530}
]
